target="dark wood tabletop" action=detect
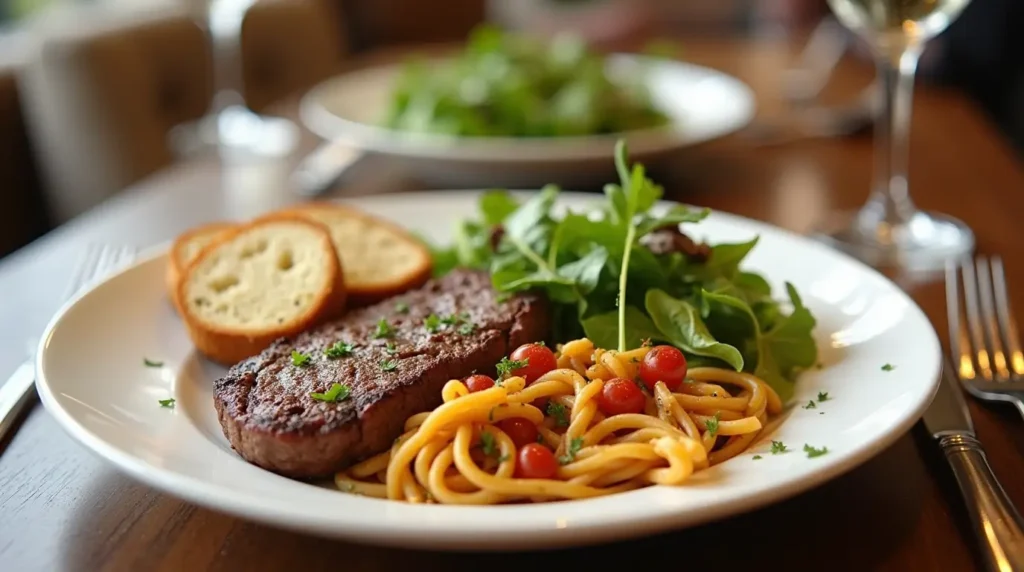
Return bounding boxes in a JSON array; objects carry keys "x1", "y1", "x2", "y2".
[{"x1": 2, "y1": 36, "x2": 1024, "y2": 572}]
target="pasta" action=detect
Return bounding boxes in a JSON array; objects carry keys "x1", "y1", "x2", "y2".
[{"x1": 335, "y1": 338, "x2": 783, "y2": 504}]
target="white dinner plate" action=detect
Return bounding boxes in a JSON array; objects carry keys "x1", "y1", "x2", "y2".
[
  {"x1": 299, "y1": 55, "x2": 756, "y2": 188},
  {"x1": 36, "y1": 191, "x2": 940, "y2": 551}
]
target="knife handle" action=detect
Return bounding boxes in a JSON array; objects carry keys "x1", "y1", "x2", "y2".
[{"x1": 940, "y1": 433, "x2": 1024, "y2": 572}]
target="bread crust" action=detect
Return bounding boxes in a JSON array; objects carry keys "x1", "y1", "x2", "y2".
[
  {"x1": 165, "y1": 222, "x2": 237, "y2": 314},
  {"x1": 257, "y1": 202, "x2": 433, "y2": 306},
  {"x1": 178, "y1": 216, "x2": 347, "y2": 365}
]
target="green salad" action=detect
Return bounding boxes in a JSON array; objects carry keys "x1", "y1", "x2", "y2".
[
  {"x1": 428, "y1": 142, "x2": 818, "y2": 401},
  {"x1": 383, "y1": 25, "x2": 669, "y2": 138}
]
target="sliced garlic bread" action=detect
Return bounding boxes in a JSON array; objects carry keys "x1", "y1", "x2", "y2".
[
  {"x1": 178, "y1": 217, "x2": 346, "y2": 364},
  {"x1": 260, "y1": 202, "x2": 432, "y2": 306},
  {"x1": 166, "y1": 222, "x2": 237, "y2": 313}
]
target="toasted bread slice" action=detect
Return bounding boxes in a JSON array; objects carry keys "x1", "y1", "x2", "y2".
[
  {"x1": 178, "y1": 216, "x2": 346, "y2": 364},
  {"x1": 260, "y1": 202, "x2": 432, "y2": 306},
  {"x1": 166, "y1": 222, "x2": 237, "y2": 313}
]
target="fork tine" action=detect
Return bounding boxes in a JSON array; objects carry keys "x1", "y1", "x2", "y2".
[
  {"x1": 991, "y1": 256, "x2": 1024, "y2": 377},
  {"x1": 947, "y1": 259, "x2": 976, "y2": 380},
  {"x1": 961, "y1": 257, "x2": 992, "y2": 379},
  {"x1": 62, "y1": 245, "x2": 101, "y2": 300},
  {"x1": 976, "y1": 257, "x2": 1011, "y2": 380}
]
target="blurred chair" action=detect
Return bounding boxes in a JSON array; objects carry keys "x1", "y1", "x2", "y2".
[
  {"x1": 19, "y1": 13, "x2": 212, "y2": 224},
  {"x1": 0, "y1": 64, "x2": 50, "y2": 258},
  {"x1": 241, "y1": 0, "x2": 349, "y2": 113}
]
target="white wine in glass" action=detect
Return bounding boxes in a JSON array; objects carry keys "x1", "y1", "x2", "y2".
[{"x1": 820, "y1": 0, "x2": 974, "y2": 271}]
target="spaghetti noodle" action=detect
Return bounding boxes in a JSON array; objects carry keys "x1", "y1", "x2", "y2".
[{"x1": 335, "y1": 338, "x2": 782, "y2": 504}]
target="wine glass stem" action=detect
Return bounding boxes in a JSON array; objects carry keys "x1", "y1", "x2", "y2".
[
  {"x1": 861, "y1": 48, "x2": 922, "y2": 235},
  {"x1": 207, "y1": 0, "x2": 254, "y2": 113}
]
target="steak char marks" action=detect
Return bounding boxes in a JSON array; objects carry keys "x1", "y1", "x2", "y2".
[{"x1": 214, "y1": 269, "x2": 550, "y2": 479}]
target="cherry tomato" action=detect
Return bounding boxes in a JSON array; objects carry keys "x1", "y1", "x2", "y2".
[
  {"x1": 464, "y1": 374, "x2": 496, "y2": 393},
  {"x1": 509, "y1": 343, "x2": 557, "y2": 384},
  {"x1": 597, "y1": 378, "x2": 646, "y2": 416},
  {"x1": 639, "y1": 345, "x2": 688, "y2": 391},
  {"x1": 515, "y1": 443, "x2": 558, "y2": 479},
  {"x1": 497, "y1": 418, "x2": 539, "y2": 448}
]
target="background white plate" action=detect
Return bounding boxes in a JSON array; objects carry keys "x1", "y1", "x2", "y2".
[
  {"x1": 36, "y1": 191, "x2": 940, "y2": 551},
  {"x1": 299, "y1": 56, "x2": 756, "y2": 188}
]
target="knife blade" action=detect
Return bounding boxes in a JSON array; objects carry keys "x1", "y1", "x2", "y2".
[
  {"x1": 922, "y1": 359, "x2": 975, "y2": 438},
  {"x1": 291, "y1": 142, "x2": 365, "y2": 197},
  {"x1": 923, "y1": 360, "x2": 1024, "y2": 572}
]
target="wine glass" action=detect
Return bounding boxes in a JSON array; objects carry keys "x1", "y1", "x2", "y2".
[
  {"x1": 172, "y1": 0, "x2": 299, "y2": 158},
  {"x1": 819, "y1": 0, "x2": 974, "y2": 271}
]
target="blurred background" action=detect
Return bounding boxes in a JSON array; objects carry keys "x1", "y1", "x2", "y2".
[{"x1": 0, "y1": 0, "x2": 1021, "y2": 260}]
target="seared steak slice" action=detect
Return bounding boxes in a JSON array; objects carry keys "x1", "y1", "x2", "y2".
[{"x1": 214, "y1": 269, "x2": 550, "y2": 479}]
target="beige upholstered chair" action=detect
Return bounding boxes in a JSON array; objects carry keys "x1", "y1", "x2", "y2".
[
  {"x1": 241, "y1": 0, "x2": 348, "y2": 113},
  {"x1": 0, "y1": 64, "x2": 49, "y2": 258},
  {"x1": 19, "y1": 13, "x2": 212, "y2": 224}
]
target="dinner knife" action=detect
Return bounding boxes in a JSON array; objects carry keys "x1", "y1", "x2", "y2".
[
  {"x1": 923, "y1": 360, "x2": 1024, "y2": 571},
  {"x1": 290, "y1": 142, "x2": 365, "y2": 198}
]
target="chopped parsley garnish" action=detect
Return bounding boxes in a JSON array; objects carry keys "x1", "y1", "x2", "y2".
[
  {"x1": 803, "y1": 400, "x2": 817, "y2": 410},
  {"x1": 324, "y1": 341, "x2": 355, "y2": 359},
  {"x1": 752, "y1": 455, "x2": 763, "y2": 460},
  {"x1": 457, "y1": 322, "x2": 476, "y2": 335},
  {"x1": 385, "y1": 341, "x2": 398, "y2": 355},
  {"x1": 441, "y1": 312, "x2": 469, "y2": 326},
  {"x1": 496, "y1": 356, "x2": 528, "y2": 379},
  {"x1": 395, "y1": 302, "x2": 410, "y2": 314},
  {"x1": 705, "y1": 413, "x2": 721, "y2": 438},
  {"x1": 424, "y1": 314, "x2": 442, "y2": 333},
  {"x1": 158, "y1": 398, "x2": 175, "y2": 408},
  {"x1": 143, "y1": 358, "x2": 163, "y2": 368},
  {"x1": 380, "y1": 359, "x2": 398, "y2": 372},
  {"x1": 310, "y1": 382, "x2": 351, "y2": 403},
  {"x1": 770, "y1": 440, "x2": 788, "y2": 454},
  {"x1": 817, "y1": 391, "x2": 830, "y2": 402},
  {"x1": 546, "y1": 401, "x2": 570, "y2": 427},
  {"x1": 882, "y1": 363, "x2": 895, "y2": 371},
  {"x1": 558, "y1": 437, "x2": 584, "y2": 465},
  {"x1": 804, "y1": 444, "x2": 829, "y2": 458},
  {"x1": 480, "y1": 432, "x2": 498, "y2": 457},
  {"x1": 291, "y1": 350, "x2": 312, "y2": 367},
  {"x1": 373, "y1": 318, "x2": 395, "y2": 339}
]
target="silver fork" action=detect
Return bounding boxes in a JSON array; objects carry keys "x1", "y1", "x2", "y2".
[
  {"x1": 0, "y1": 244, "x2": 135, "y2": 446},
  {"x1": 946, "y1": 255, "x2": 1024, "y2": 415}
]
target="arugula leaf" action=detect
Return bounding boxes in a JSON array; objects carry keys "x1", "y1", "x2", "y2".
[
  {"x1": 704, "y1": 238, "x2": 759, "y2": 276},
  {"x1": 645, "y1": 289, "x2": 744, "y2": 371},
  {"x1": 754, "y1": 283, "x2": 817, "y2": 401},
  {"x1": 479, "y1": 190, "x2": 520, "y2": 225},
  {"x1": 635, "y1": 204, "x2": 710, "y2": 237},
  {"x1": 582, "y1": 306, "x2": 663, "y2": 351}
]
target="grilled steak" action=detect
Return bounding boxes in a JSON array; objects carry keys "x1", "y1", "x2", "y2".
[{"x1": 213, "y1": 269, "x2": 550, "y2": 479}]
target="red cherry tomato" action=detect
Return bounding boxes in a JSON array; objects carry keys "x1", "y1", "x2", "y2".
[
  {"x1": 509, "y1": 343, "x2": 557, "y2": 384},
  {"x1": 515, "y1": 443, "x2": 558, "y2": 479},
  {"x1": 597, "y1": 378, "x2": 646, "y2": 416},
  {"x1": 464, "y1": 374, "x2": 496, "y2": 393},
  {"x1": 497, "y1": 418, "x2": 539, "y2": 448},
  {"x1": 639, "y1": 345, "x2": 688, "y2": 391}
]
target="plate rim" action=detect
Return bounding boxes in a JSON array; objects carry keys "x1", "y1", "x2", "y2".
[
  {"x1": 298, "y1": 54, "x2": 757, "y2": 163},
  {"x1": 34, "y1": 191, "x2": 942, "y2": 550}
]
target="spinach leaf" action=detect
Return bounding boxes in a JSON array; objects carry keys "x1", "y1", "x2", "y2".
[
  {"x1": 582, "y1": 306, "x2": 663, "y2": 350},
  {"x1": 644, "y1": 289, "x2": 744, "y2": 371}
]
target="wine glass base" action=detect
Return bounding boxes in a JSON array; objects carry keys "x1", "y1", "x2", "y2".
[
  {"x1": 170, "y1": 105, "x2": 300, "y2": 159},
  {"x1": 813, "y1": 209, "x2": 975, "y2": 276}
]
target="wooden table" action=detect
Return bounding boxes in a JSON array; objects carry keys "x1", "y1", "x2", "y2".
[{"x1": 2, "y1": 37, "x2": 1024, "y2": 572}]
